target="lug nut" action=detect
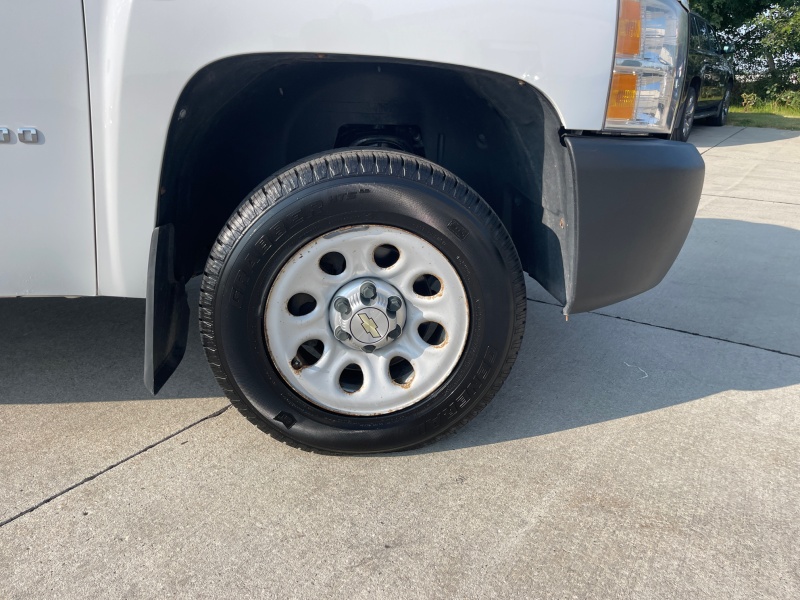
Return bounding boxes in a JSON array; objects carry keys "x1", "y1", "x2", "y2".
[
  {"x1": 333, "y1": 297, "x2": 351, "y2": 316},
  {"x1": 334, "y1": 327, "x2": 351, "y2": 342},
  {"x1": 387, "y1": 296, "x2": 402, "y2": 313},
  {"x1": 360, "y1": 282, "x2": 377, "y2": 303},
  {"x1": 388, "y1": 325, "x2": 402, "y2": 340},
  {"x1": 363, "y1": 345, "x2": 376, "y2": 354}
]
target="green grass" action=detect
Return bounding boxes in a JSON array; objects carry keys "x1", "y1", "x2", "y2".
[{"x1": 728, "y1": 105, "x2": 800, "y2": 130}]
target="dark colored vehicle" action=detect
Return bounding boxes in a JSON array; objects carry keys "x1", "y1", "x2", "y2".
[{"x1": 673, "y1": 13, "x2": 735, "y2": 141}]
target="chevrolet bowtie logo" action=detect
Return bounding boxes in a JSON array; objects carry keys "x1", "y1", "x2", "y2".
[{"x1": 358, "y1": 313, "x2": 381, "y2": 338}]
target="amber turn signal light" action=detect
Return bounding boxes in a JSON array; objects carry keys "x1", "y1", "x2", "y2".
[
  {"x1": 616, "y1": 0, "x2": 642, "y2": 56},
  {"x1": 607, "y1": 73, "x2": 638, "y2": 120}
]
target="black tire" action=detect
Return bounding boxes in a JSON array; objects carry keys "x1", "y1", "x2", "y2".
[
  {"x1": 673, "y1": 87, "x2": 698, "y2": 142},
  {"x1": 200, "y1": 149, "x2": 526, "y2": 453},
  {"x1": 707, "y1": 85, "x2": 731, "y2": 127}
]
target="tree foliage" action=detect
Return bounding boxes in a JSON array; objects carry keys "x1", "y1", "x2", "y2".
[
  {"x1": 691, "y1": 0, "x2": 794, "y2": 29},
  {"x1": 693, "y1": 2, "x2": 800, "y2": 99}
]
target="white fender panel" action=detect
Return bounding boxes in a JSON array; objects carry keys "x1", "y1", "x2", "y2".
[{"x1": 84, "y1": 0, "x2": 618, "y2": 297}]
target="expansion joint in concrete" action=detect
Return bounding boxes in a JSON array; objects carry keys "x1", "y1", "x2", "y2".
[
  {"x1": 526, "y1": 297, "x2": 800, "y2": 360},
  {"x1": 0, "y1": 406, "x2": 231, "y2": 529}
]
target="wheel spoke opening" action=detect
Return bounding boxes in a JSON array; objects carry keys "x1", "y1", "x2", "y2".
[
  {"x1": 389, "y1": 357, "x2": 415, "y2": 386},
  {"x1": 293, "y1": 339, "x2": 324, "y2": 369},
  {"x1": 418, "y1": 321, "x2": 446, "y2": 346},
  {"x1": 413, "y1": 274, "x2": 442, "y2": 297},
  {"x1": 287, "y1": 293, "x2": 317, "y2": 316},
  {"x1": 374, "y1": 244, "x2": 400, "y2": 268},
  {"x1": 319, "y1": 252, "x2": 346, "y2": 275},
  {"x1": 339, "y1": 363, "x2": 364, "y2": 393}
]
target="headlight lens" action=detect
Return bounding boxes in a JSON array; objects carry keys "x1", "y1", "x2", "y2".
[{"x1": 605, "y1": 0, "x2": 688, "y2": 133}]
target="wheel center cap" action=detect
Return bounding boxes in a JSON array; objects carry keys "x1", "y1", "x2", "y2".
[{"x1": 329, "y1": 278, "x2": 406, "y2": 352}]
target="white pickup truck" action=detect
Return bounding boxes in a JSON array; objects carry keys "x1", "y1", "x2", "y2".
[{"x1": 1, "y1": 0, "x2": 704, "y2": 453}]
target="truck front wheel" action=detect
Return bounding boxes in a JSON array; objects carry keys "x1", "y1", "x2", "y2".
[{"x1": 200, "y1": 149, "x2": 525, "y2": 453}]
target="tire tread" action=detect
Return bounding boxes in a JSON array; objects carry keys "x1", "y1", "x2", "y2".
[{"x1": 200, "y1": 149, "x2": 526, "y2": 453}]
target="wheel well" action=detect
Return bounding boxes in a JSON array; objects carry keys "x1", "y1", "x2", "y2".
[{"x1": 156, "y1": 54, "x2": 572, "y2": 287}]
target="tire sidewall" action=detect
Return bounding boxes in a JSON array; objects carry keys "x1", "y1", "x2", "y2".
[
  {"x1": 212, "y1": 176, "x2": 517, "y2": 452},
  {"x1": 684, "y1": 88, "x2": 697, "y2": 141},
  {"x1": 720, "y1": 87, "x2": 731, "y2": 126},
  {"x1": 676, "y1": 88, "x2": 696, "y2": 142}
]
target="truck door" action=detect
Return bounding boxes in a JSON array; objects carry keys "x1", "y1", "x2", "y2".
[
  {"x1": 706, "y1": 26, "x2": 728, "y2": 100},
  {"x1": 0, "y1": 0, "x2": 96, "y2": 296},
  {"x1": 693, "y1": 18, "x2": 722, "y2": 110}
]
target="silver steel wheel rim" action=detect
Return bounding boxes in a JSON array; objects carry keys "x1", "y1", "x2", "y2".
[{"x1": 264, "y1": 225, "x2": 469, "y2": 416}]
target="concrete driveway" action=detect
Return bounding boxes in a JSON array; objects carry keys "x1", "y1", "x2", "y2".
[{"x1": 2, "y1": 126, "x2": 799, "y2": 599}]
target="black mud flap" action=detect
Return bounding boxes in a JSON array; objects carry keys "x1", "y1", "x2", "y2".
[{"x1": 144, "y1": 224, "x2": 189, "y2": 394}]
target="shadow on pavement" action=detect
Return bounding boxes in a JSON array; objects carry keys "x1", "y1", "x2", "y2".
[
  {"x1": 428, "y1": 297, "x2": 800, "y2": 454},
  {"x1": 2, "y1": 220, "x2": 799, "y2": 453},
  {"x1": 690, "y1": 124, "x2": 800, "y2": 150},
  {"x1": 598, "y1": 218, "x2": 800, "y2": 357},
  {"x1": 0, "y1": 280, "x2": 220, "y2": 404},
  {"x1": 422, "y1": 218, "x2": 800, "y2": 453}
]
